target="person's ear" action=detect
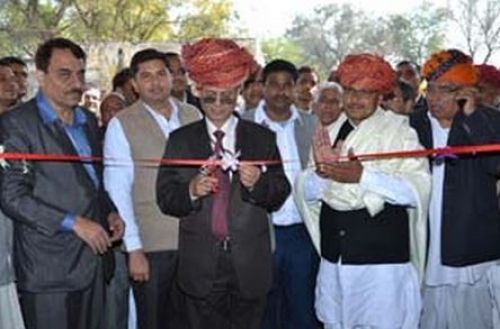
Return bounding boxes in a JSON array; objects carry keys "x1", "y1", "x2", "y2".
[
  {"x1": 192, "y1": 85, "x2": 203, "y2": 98},
  {"x1": 35, "y1": 70, "x2": 45, "y2": 87}
]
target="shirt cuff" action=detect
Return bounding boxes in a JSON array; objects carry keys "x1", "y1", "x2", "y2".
[
  {"x1": 359, "y1": 167, "x2": 417, "y2": 207},
  {"x1": 359, "y1": 167, "x2": 379, "y2": 190},
  {"x1": 60, "y1": 213, "x2": 76, "y2": 232},
  {"x1": 124, "y1": 235, "x2": 143, "y2": 252},
  {"x1": 302, "y1": 168, "x2": 328, "y2": 202}
]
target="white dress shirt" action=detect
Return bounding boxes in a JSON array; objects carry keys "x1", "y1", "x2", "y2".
[
  {"x1": 103, "y1": 99, "x2": 180, "y2": 252},
  {"x1": 254, "y1": 104, "x2": 303, "y2": 226},
  {"x1": 206, "y1": 115, "x2": 237, "y2": 157}
]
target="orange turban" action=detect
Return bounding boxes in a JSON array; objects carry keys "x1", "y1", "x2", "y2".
[
  {"x1": 337, "y1": 53, "x2": 396, "y2": 94},
  {"x1": 422, "y1": 49, "x2": 477, "y2": 86},
  {"x1": 182, "y1": 38, "x2": 257, "y2": 89},
  {"x1": 475, "y1": 64, "x2": 500, "y2": 89}
]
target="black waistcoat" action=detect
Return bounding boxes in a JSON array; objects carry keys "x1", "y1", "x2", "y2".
[{"x1": 320, "y1": 202, "x2": 409, "y2": 264}]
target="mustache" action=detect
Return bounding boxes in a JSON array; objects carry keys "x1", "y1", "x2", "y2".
[
  {"x1": 346, "y1": 104, "x2": 365, "y2": 110},
  {"x1": 68, "y1": 89, "x2": 83, "y2": 95}
]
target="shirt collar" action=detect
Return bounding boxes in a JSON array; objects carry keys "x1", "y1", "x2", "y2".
[
  {"x1": 206, "y1": 113, "x2": 238, "y2": 138},
  {"x1": 141, "y1": 98, "x2": 179, "y2": 121},
  {"x1": 427, "y1": 110, "x2": 450, "y2": 133},
  {"x1": 36, "y1": 91, "x2": 87, "y2": 126},
  {"x1": 255, "y1": 101, "x2": 302, "y2": 127}
]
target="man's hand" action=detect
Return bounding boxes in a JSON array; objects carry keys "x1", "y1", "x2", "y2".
[
  {"x1": 456, "y1": 86, "x2": 478, "y2": 116},
  {"x1": 107, "y1": 212, "x2": 125, "y2": 243},
  {"x1": 239, "y1": 164, "x2": 261, "y2": 189},
  {"x1": 73, "y1": 216, "x2": 111, "y2": 255},
  {"x1": 189, "y1": 173, "x2": 218, "y2": 198},
  {"x1": 312, "y1": 125, "x2": 340, "y2": 165},
  {"x1": 128, "y1": 249, "x2": 149, "y2": 282},
  {"x1": 316, "y1": 149, "x2": 363, "y2": 183}
]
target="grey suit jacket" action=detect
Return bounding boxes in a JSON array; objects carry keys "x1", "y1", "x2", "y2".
[
  {"x1": 241, "y1": 107, "x2": 317, "y2": 169},
  {"x1": 156, "y1": 118, "x2": 291, "y2": 299},
  {"x1": 0, "y1": 98, "x2": 115, "y2": 293}
]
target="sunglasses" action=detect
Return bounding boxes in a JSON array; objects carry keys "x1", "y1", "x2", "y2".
[{"x1": 201, "y1": 94, "x2": 237, "y2": 105}]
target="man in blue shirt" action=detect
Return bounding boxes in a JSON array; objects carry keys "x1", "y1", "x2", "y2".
[{"x1": 0, "y1": 38, "x2": 124, "y2": 329}]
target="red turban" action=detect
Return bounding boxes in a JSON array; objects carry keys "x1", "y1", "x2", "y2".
[
  {"x1": 475, "y1": 64, "x2": 500, "y2": 89},
  {"x1": 182, "y1": 38, "x2": 257, "y2": 89},
  {"x1": 337, "y1": 53, "x2": 396, "y2": 94},
  {"x1": 422, "y1": 49, "x2": 477, "y2": 86}
]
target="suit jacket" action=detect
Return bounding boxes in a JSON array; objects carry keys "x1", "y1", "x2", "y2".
[
  {"x1": 0, "y1": 98, "x2": 115, "y2": 293},
  {"x1": 156, "y1": 118, "x2": 291, "y2": 299},
  {"x1": 410, "y1": 105, "x2": 500, "y2": 266},
  {"x1": 241, "y1": 107, "x2": 317, "y2": 170}
]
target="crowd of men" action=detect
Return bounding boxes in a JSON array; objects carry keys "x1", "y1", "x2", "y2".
[{"x1": 1, "y1": 36, "x2": 500, "y2": 329}]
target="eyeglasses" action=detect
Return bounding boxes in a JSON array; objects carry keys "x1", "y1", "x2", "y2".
[
  {"x1": 201, "y1": 94, "x2": 237, "y2": 106},
  {"x1": 343, "y1": 87, "x2": 377, "y2": 97}
]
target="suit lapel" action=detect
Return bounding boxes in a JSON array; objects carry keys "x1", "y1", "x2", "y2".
[
  {"x1": 46, "y1": 120, "x2": 78, "y2": 158},
  {"x1": 197, "y1": 119, "x2": 214, "y2": 159},
  {"x1": 83, "y1": 120, "x2": 103, "y2": 181},
  {"x1": 176, "y1": 99, "x2": 191, "y2": 126},
  {"x1": 229, "y1": 121, "x2": 245, "y2": 225},
  {"x1": 412, "y1": 110, "x2": 434, "y2": 170},
  {"x1": 294, "y1": 117, "x2": 309, "y2": 169},
  {"x1": 47, "y1": 120, "x2": 97, "y2": 190},
  {"x1": 420, "y1": 113, "x2": 433, "y2": 149},
  {"x1": 232, "y1": 120, "x2": 245, "y2": 190}
]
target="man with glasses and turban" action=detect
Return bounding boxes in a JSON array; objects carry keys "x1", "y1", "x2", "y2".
[
  {"x1": 411, "y1": 49, "x2": 500, "y2": 329},
  {"x1": 295, "y1": 53, "x2": 430, "y2": 329},
  {"x1": 155, "y1": 38, "x2": 290, "y2": 329}
]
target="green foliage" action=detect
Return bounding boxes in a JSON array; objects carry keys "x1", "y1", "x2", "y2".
[
  {"x1": 386, "y1": 2, "x2": 448, "y2": 64},
  {"x1": 65, "y1": 0, "x2": 177, "y2": 43},
  {"x1": 286, "y1": 2, "x2": 448, "y2": 76},
  {"x1": 286, "y1": 3, "x2": 371, "y2": 75},
  {"x1": 450, "y1": 0, "x2": 500, "y2": 63},
  {"x1": 0, "y1": 0, "x2": 235, "y2": 57},
  {"x1": 173, "y1": 0, "x2": 234, "y2": 41},
  {"x1": 260, "y1": 37, "x2": 304, "y2": 65}
]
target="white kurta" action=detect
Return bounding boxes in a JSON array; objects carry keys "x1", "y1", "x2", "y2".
[
  {"x1": 420, "y1": 112, "x2": 500, "y2": 329},
  {"x1": 316, "y1": 260, "x2": 421, "y2": 329},
  {"x1": 295, "y1": 109, "x2": 431, "y2": 329},
  {"x1": 425, "y1": 112, "x2": 498, "y2": 286},
  {"x1": 0, "y1": 283, "x2": 25, "y2": 329}
]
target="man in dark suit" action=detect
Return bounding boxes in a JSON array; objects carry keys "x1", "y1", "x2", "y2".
[
  {"x1": 412, "y1": 49, "x2": 500, "y2": 329},
  {"x1": 156, "y1": 38, "x2": 291, "y2": 329},
  {"x1": 0, "y1": 38, "x2": 124, "y2": 329}
]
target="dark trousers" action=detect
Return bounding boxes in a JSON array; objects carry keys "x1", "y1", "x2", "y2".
[
  {"x1": 131, "y1": 250, "x2": 179, "y2": 329},
  {"x1": 105, "y1": 250, "x2": 130, "y2": 329},
  {"x1": 20, "y1": 265, "x2": 104, "y2": 329},
  {"x1": 182, "y1": 245, "x2": 266, "y2": 329},
  {"x1": 261, "y1": 223, "x2": 319, "y2": 329}
]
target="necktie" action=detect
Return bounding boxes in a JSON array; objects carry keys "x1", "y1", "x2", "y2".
[
  {"x1": 211, "y1": 130, "x2": 230, "y2": 240},
  {"x1": 333, "y1": 120, "x2": 354, "y2": 148}
]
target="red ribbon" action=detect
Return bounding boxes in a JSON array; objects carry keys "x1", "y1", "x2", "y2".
[
  {"x1": 1, "y1": 143, "x2": 500, "y2": 166},
  {"x1": 341, "y1": 144, "x2": 500, "y2": 162}
]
